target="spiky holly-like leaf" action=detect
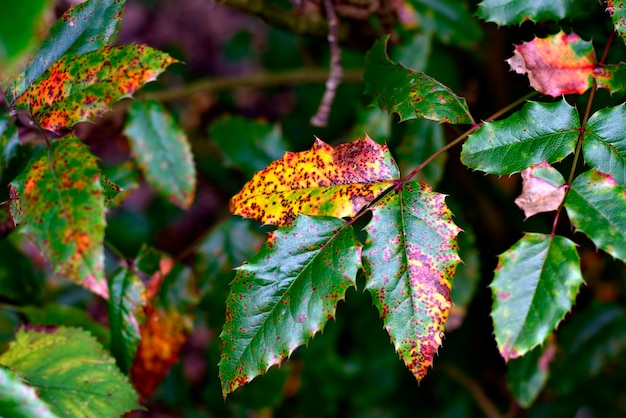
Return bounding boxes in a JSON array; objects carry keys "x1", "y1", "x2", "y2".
[
  {"x1": 14, "y1": 45, "x2": 177, "y2": 133},
  {"x1": 491, "y1": 233, "x2": 583, "y2": 361},
  {"x1": 461, "y1": 99, "x2": 579, "y2": 175},
  {"x1": 363, "y1": 182, "x2": 461, "y2": 381},
  {"x1": 0, "y1": 326, "x2": 141, "y2": 417},
  {"x1": 124, "y1": 100, "x2": 196, "y2": 209},
  {"x1": 477, "y1": 0, "x2": 597, "y2": 25},
  {"x1": 219, "y1": 215, "x2": 361, "y2": 397},
  {"x1": 230, "y1": 136, "x2": 399, "y2": 226},
  {"x1": 364, "y1": 36, "x2": 473, "y2": 125},
  {"x1": 8, "y1": 0, "x2": 125, "y2": 102},
  {"x1": 11, "y1": 136, "x2": 107, "y2": 298},
  {"x1": 565, "y1": 169, "x2": 626, "y2": 262}
]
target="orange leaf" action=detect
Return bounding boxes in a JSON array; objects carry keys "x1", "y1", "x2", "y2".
[{"x1": 230, "y1": 136, "x2": 400, "y2": 226}]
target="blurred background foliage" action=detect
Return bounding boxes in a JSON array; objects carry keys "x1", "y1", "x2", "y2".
[{"x1": 1, "y1": 0, "x2": 626, "y2": 416}]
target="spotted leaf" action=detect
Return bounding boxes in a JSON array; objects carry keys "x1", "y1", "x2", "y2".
[
  {"x1": 14, "y1": 44, "x2": 177, "y2": 133},
  {"x1": 219, "y1": 215, "x2": 361, "y2": 397},
  {"x1": 364, "y1": 35, "x2": 474, "y2": 125},
  {"x1": 230, "y1": 136, "x2": 399, "y2": 226},
  {"x1": 10, "y1": 135, "x2": 107, "y2": 298},
  {"x1": 362, "y1": 182, "x2": 461, "y2": 381},
  {"x1": 607, "y1": 0, "x2": 626, "y2": 44},
  {"x1": 491, "y1": 233, "x2": 583, "y2": 361}
]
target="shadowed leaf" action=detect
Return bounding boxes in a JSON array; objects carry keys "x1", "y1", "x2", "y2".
[{"x1": 506, "y1": 339, "x2": 556, "y2": 408}]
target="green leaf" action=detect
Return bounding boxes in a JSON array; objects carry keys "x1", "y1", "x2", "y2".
[
  {"x1": 14, "y1": 45, "x2": 177, "y2": 133},
  {"x1": 364, "y1": 36, "x2": 473, "y2": 125},
  {"x1": 0, "y1": 366, "x2": 58, "y2": 418},
  {"x1": 476, "y1": 0, "x2": 598, "y2": 25},
  {"x1": 8, "y1": 0, "x2": 125, "y2": 102},
  {"x1": 107, "y1": 267, "x2": 146, "y2": 373},
  {"x1": 363, "y1": 182, "x2": 461, "y2": 381},
  {"x1": 491, "y1": 233, "x2": 583, "y2": 360},
  {"x1": 506, "y1": 341, "x2": 555, "y2": 407},
  {"x1": 583, "y1": 104, "x2": 626, "y2": 189},
  {"x1": 219, "y1": 215, "x2": 361, "y2": 397},
  {"x1": 0, "y1": 0, "x2": 48, "y2": 77},
  {"x1": 124, "y1": 99, "x2": 196, "y2": 209},
  {"x1": 0, "y1": 326, "x2": 141, "y2": 417},
  {"x1": 101, "y1": 175, "x2": 130, "y2": 209},
  {"x1": 565, "y1": 169, "x2": 626, "y2": 261},
  {"x1": 608, "y1": 0, "x2": 626, "y2": 44},
  {"x1": 550, "y1": 302, "x2": 626, "y2": 393},
  {"x1": 210, "y1": 115, "x2": 288, "y2": 178},
  {"x1": 461, "y1": 99, "x2": 580, "y2": 175},
  {"x1": 11, "y1": 136, "x2": 107, "y2": 298},
  {"x1": 406, "y1": 0, "x2": 483, "y2": 48}
]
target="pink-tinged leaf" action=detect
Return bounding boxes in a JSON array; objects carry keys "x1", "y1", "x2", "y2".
[
  {"x1": 507, "y1": 31, "x2": 622, "y2": 97},
  {"x1": 219, "y1": 215, "x2": 361, "y2": 397},
  {"x1": 14, "y1": 44, "x2": 177, "y2": 133},
  {"x1": 607, "y1": 0, "x2": 626, "y2": 44},
  {"x1": 10, "y1": 136, "x2": 107, "y2": 298},
  {"x1": 363, "y1": 182, "x2": 461, "y2": 381},
  {"x1": 491, "y1": 233, "x2": 583, "y2": 361},
  {"x1": 514, "y1": 161, "x2": 566, "y2": 218}
]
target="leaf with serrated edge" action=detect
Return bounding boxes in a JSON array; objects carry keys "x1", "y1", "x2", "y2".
[
  {"x1": 583, "y1": 104, "x2": 626, "y2": 189},
  {"x1": 231, "y1": 136, "x2": 399, "y2": 226},
  {"x1": 461, "y1": 99, "x2": 579, "y2": 175},
  {"x1": 11, "y1": 136, "x2": 107, "y2": 298},
  {"x1": 491, "y1": 233, "x2": 583, "y2": 361},
  {"x1": 477, "y1": 0, "x2": 597, "y2": 25},
  {"x1": 565, "y1": 169, "x2": 626, "y2": 261},
  {"x1": 219, "y1": 215, "x2": 361, "y2": 397},
  {"x1": 0, "y1": 366, "x2": 58, "y2": 418},
  {"x1": 364, "y1": 35, "x2": 473, "y2": 125},
  {"x1": 0, "y1": 326, "x2": 141, "y2": 417},
  {"x1": 607, "y1": 0, "x2": 626, "y2": 44},
  {"x1": 9, "y1": 0, "x2": 125, "y2": 103},
  {"x1": 124, "y1": 100, "x2": 196, "y2": 209},
  {"x1": 515, "y1": 161, "x2": 566, "y2": 218},
  {"x1": 14, "y1": 45, "x2": 177, "y2": 133},
  {"x1": 363, "y1": 182, "x2": 461, "y2": 381}
]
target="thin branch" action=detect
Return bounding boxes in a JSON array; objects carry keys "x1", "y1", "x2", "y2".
[
  {"x1": 439, "y1": 363, "x2": 504, "y2": 418},
  {"x1": 310, "y1": 0, "x2": 343, "y2": 127}
]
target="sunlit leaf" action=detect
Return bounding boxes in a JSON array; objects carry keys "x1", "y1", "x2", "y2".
[
  {"x1": 210, "y1": 115, "x2": 288, "y2": 178},
  {"x1": 583, "y1": 104, "x2": 626, "y2": 189},
  {"x1": 506, "y1": 339, "x2": 556, "y2": 408},
  {"x1": 565, "y1": 169, "x2": 626, "y2": 261},
  {"x1": 14, "y1": 45, "x2": 177, "y2": 133},
  {"x1": 363, "y1": 182, "x2": 461, "y2": 381},
  {"x1": 514, "y1": 161, "x2": 566, "y2": 218},
  {"x1": 461, "y1": 99, "x2": 579, "y2": 175},
  {"x1": 477, "y1": 0, "x2": 597, "y2": 25},
  {"x1": 0, "y1": 326, "x2": 141, "y2": 417},
  {"x1": 364, "y1": 35, "x2": 473, "y2": 125},
  {"x1": 8, "y1": 0, "x2": 125, "y2": 102},
  {"x1": 108, "y1": 267, "x2": 146, "y2": 374},
  {"x1": 11, "y1": 136, "x2": 107, "y2": 298},
  {"x1": 0, "y1": 366, "x2": 58, "y2": 418},
  {"x1": 491, "y1": 233, "x2": 583, "y2": 360},
  {"x1": 124, "y1": 100, "x2": 196, "y2": 209},
  {"x1": 219, "y1": 215, "x2": 361, "y2": 397},
  {"x1": 507, "y1": 31, "x2": 625, "y2": 97},
  {"x1": 230, "y1": 136, "x2": 399, "y2": 226}
]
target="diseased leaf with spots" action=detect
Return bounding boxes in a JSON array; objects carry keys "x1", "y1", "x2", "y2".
[
  {"x1": 583, "y1": 104, "x2": 626, "y2": 189},
  {"x1": 461, "y1": 99, "x2": 579, "y2": 175},
  {"x1": 363, "y1": 182, "x2": 461, "y2": 381},
  {"x1": 607, "y1": 0, "x2": 626, "y2": 44},
  {"x1": 10, "y1": 136, "x2": 107, "y2": 298},
  {"x1": 364, "y1": 35, "x2": 473, "y2": 125},
  {"x1": 477, "y1": 0, "x2": 597, "y2": 25},
  {"x1": 14, "y1": 45, "x2": 177, "y2": 133},
  {"x1": 565, "y1": 169, "x2": 626, "y2": 262},
  {"x1": 219, "y1": 215, "x2": 361, "y2": 397},
  {"x1": 507, "y1": 31, "x2": 625, "y2": 97},
  {"x1": 101, "y1": 175, "x2": 130, "y2": 209},
  {"x1": 0, "y1": 326, "x2": 141, "y2": 417},
  {"x1": 514, "y1": 161, "x2": 566, "y2": 218},
  {"x1": 124, "y1": 100, "x2": 196, "y2": 209},
  {"x1": 230, "y1": 136, "x2": 399, "y2": 226},
  {"x1": 8, "y1": 0, "x2": 125, "y2": 103},
  {"x1": 491, "y1": 233, "x2": 583, "y2": 361}
]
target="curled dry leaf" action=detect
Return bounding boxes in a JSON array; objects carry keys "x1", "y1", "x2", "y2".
[{"x1": 515, "y1": 162, "x2": 566, "y2": 218}]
